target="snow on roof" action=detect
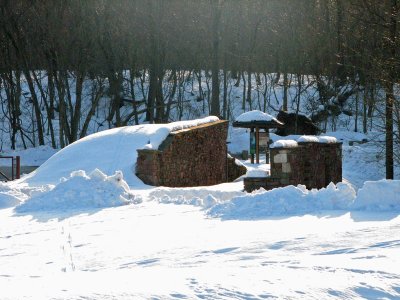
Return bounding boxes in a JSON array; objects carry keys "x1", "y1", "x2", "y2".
[
  {"x1": 19, "y1": 116, "x2": 219, "y2": 186},
  {"x1": 235, "y1": 110, "x2": 278, "y2": 123},
  {"x1": 270, "y1": 140, "x2": 298, "y2": 149}
]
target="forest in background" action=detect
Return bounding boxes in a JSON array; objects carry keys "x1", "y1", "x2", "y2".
[{"x1": 0, "y1": 0, "x2": 399, "y2": 178}]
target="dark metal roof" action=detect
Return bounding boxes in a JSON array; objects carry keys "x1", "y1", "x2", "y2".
[{"x1": 232, "y1": 119, "x2": 284, "y2": 129}]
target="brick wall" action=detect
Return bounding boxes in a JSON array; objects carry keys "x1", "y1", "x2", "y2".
[
  {"x1": 244, "y1": 142, "x2": 342, "y2": 192},
  {"x1": 136, "y1": 120, "x2": 245, "y2": 187}
]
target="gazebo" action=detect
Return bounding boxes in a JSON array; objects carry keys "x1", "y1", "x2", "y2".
[{"x1": 233, "y1": 110, "x2": 284, "y2": 164}]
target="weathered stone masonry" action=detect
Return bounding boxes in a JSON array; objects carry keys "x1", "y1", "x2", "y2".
[
  {"x1": 244, "y1": 141, "x2": 342, "y2": 192},
  {"x1": 136, "y1": 120, "x2": 246, "y2": 187}
]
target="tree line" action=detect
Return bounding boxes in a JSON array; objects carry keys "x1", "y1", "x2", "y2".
[{"x1": 0, "y1": 0, "x2": 399, "y2": 178}]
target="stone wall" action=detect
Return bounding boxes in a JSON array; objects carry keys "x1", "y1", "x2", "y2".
[
  {"x1": 244, "y1": 141, "x2": 342, "y2": 192},
  {"x1": 136, "y1": 120, "x2": 245, "y2": 187},
  {"x1": 227, "y1": 156, "x2": 247, "y2": 182}
]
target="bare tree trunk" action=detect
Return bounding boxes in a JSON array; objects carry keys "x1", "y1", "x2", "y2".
[
  {"x1": 147, "y1": 68, "x2": 156, "y2": 123},
  {"x1": 210, "y1": 0, "x2": 221, "y2": 116},
  {"x1": 295, "y1": 74, "x2": 302, "y2": 134},
  {"x1": 363, "y1": 81, "x2": 368, "y2": 134},
  {"x1": 242, "y1": 72, "x2": 246, "y2": 111},
  {"x1": 80, "y1": 78, "x2": 104, "y2": 138},
  {"x1": 129, "y1": 69, "x2": 139, "y2": 125},
  {"x1": 155, "y1": 71, "x2": 164, "y2": 123},
  {"x1": 222, "y1": 69, "x2": 228, "y2": 119},
  {"x1": 283, "y1": 73, "x2": 288, "y2": 111},
  {"x1": 386, "y1": 83, "x2": 395, "y2": 179},
  {"x1": 23, "y1": 70, "x2": 45, "y2": 145},
  {"x1": 70, "y1": 71, "x2": 84, "y2": 142},
  {"x1": 32, "y1": 70, "x2": 56, "y2": 148},
  {"x1": 247, "y1": 72, "x2": 252, "y2": 110},
  {"x1": 385, "y1": 0, "x2": 397, "y2": 179},
  {"x1": 354, "y1": 86, "x2": 359, "y2": 132},
  {"x1": 165, "y1": 71, "x2": 177, "y2": 122}
]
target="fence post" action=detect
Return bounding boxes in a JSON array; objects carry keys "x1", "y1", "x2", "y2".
[{"x1": 16, "y1": 156, "x2": 20, "y2": 179}]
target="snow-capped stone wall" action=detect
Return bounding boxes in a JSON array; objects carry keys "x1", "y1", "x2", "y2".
[
  {"x1": 136, "y1": 120, "x2": 245, "y2": 187},
  {"x1": 245, "y1": 139, "x2": 342, "y2": 192}
]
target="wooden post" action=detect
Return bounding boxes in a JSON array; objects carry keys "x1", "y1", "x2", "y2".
[
  {"x1": 16, "y1": 156, "x2": 20, "y2": 179},
  {"x1": 256, "y1": 126, "x2": 260, "y2": 164},
  {"x1": 265, "y1": 128, "x2": 269, "y2": 164},
  {"x1": 250, "y1": 127, "x2": 254, "y2": 164}
]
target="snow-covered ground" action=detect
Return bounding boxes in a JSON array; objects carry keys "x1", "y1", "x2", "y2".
[
  {"x1": 1, "y1": 118, "x2": 400, "y2": 299},
  {"x1": 1, "y1": 201, "x2": 400, "y2": 299}
]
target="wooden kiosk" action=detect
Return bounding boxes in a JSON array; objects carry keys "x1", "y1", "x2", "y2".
[{"x1": 233, "y1": 111, "x2": 284, "y2": 164}]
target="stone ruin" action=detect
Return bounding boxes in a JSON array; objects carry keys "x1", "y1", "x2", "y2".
[
  {"x1": 244, "y1": 137, "x2": 342, "y2": 192},
  {"x1": 136, "y1": 120, "x2": 246, "y2": 187}
]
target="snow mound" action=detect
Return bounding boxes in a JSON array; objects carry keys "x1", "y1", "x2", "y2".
[
  {"x1": 19, "y1": 117, "x2": 218, "y2": 186},
  {"x1": 0, "y1": 182, "x2": 28, "y2": 209},
  {"x1": 353, "y1": 180, "x2": 400, "y2": 211},
  {"x1": 15, "y1": 169, "x2": 139, "y2": 212},
  {"x1": 209, "y1": 182, "x2": 356, "y2": 219},
  {"x1": 235, "y1": 110, "x2": 278, "y2": 123},
  {"x1": 270, "y1": 140, "x2": 298, "y2": 148},
  {"x1": 0, "y1": 182, "x2": 36, "y2": 209},
  {"x1": 150, "y1": 185, "x2": 245, "y2": 209},
  {"x1": 0, "y1": 193, "x2": 21, "y2": 209}
]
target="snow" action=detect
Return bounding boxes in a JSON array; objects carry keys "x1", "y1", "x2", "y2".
[
  {"x1": 318, "y1": 136, "x2": 338, "y2": 144},
  {"x1": 293, "y1": 135, "x2": 338, "y2": 144},
  {"x1": 1, "y1": 114, "x2": 400, "y2": 299},
  {"x1": 15, "y1": 169, "x2": 139, "y2": 213},
  {"x1": 324, "y1": 131, "x2": 369, "y2": 143},
  {"x1": 18, "y1": 116, "x2": 219, "y2": 186},
  {"x1": 297, "y1": 135, "x2": 320, "y2": 143},
  {"x1": 210, "y1": 182, "x2": 357, "y2": 219},
  {"x1": 267, "y1": 136, "x2": 338, "y2": 148},
  {"x1": 1, "y1": 200, "x2": 399, "y2": 299},
  {"x1": 270, "y1": 139, "x2": 298, "y2": 148},
  {"x1": 0, "y1": 182, "x2": 28, "y2": 208},
  {"x1": 245, "y1": 163, "x2": 270, "y2": 178},
  {"x1": 235, "y1": 110, "x2": 278, "y2": 123},
  {"x1": 0, "y1": 145, "x2": 58, "y2": 166},
  {"x1": 353, "y1": 180, "x2": 400, "y2": 211}
]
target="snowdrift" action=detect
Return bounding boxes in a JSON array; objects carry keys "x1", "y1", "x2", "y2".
[
  {"x1": 0, "y1": 182, "x2": 28, "y2": 209},
  {"x1": 208, "y1": 180, "x2": 400, "y2": 219},
  {"x1": 353, "y1": 179, "x2": 400, "y2": 211},
  {"x1": 19, "y1": 117, "x2": 218, "y2": 186},
  {"x1": 209, "y1": 182, "x2": 356, "y2": 219},
  {"x1": 15, "y1": 169, "x2": 139, "y2": 212}
]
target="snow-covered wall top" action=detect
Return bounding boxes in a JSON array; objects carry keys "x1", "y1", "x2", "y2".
[
  {"x1": 235, "y1": 110, "x2": 278, "y2": 123},
  {"x1": 167, "y1": 116, "x2": 219, "y2": 133},
  {"x1": 270, "y1": 140, "x2": 299, "y2": 149},
  {"x1": 317, "y1": 136, "x2": 338, "y2": 144},
  {"x1": 271, "y1": 135, "x2": 338, "y2": 148},
  {"x1": 297, "y1": 135, "x2": 319, "y2": 143}
]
